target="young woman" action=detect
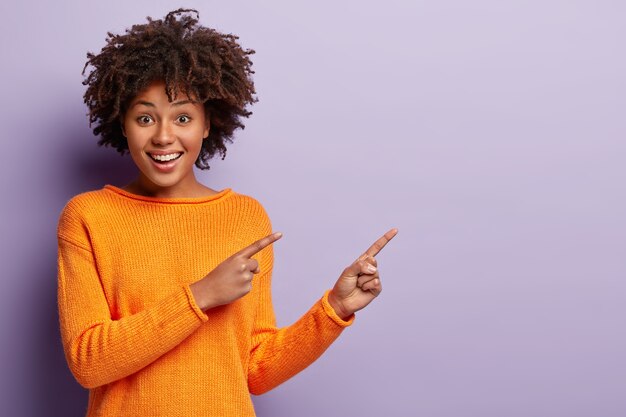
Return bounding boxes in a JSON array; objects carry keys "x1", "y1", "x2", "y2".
[{"x1": 57, "y1": 9, "x2": 397, "y2": 416}]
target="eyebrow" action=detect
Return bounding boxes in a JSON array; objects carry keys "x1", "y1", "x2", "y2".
[{"x1": 132, "y1": 99, "x2": 198, "y2": 108}]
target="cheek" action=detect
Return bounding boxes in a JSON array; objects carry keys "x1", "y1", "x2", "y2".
[
  {"x1": 188, "y1": 137, "x2": 204, "y2": 157},
  {"x1": 188, "y1": 127, "x2": 207, "y2": 153},
  {"x1": 126, "y1": 139, "x2": 145, "y2": 165},
  {"x1": 124, "y1": 132, "x2": 141, "y2": 153},
  {"x1": 123, "y1": 124, "x2": 148, "y2": 149}
]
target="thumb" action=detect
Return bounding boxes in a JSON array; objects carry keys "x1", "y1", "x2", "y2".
[{"x1": 341, "y1": 259, "x2": 377, "y2": 279}]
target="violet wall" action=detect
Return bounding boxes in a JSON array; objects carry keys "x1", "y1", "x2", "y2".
[{"x1": 1, "y1": 1, "x2": 625, "y2": 416}]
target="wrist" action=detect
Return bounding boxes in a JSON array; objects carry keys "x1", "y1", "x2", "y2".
[
  {"x1": 190, "y1": 280, "x2": 215, "y2": 311},
  {"x1": 327, "y1": 290, "x2": 352, "y2": 321}
]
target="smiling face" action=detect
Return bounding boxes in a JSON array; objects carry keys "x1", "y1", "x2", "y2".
[{"x1": 122, "y1": 80, "x2": 210, "y2": 198}]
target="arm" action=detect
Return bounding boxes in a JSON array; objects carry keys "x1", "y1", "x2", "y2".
[
  {"x1": 57, "y1": 237, "x2": 207, "y2": 389},
  {"x1": 246, "y1": 228, "x2": 398, "y2": 394},
  {"x1": 244, "y1": 219, "x2": 354, "y2": 395},
  {"x1": 246, "y1": 247, "x2": 353, "y2": 395}
]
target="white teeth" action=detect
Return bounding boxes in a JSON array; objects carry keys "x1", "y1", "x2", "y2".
[{"x1": 150, "y1": 153, "x2": 181, "y2": 162}]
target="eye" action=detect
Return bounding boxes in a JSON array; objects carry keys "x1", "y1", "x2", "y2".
[
  {"x1": 177, "y1": 115, "x2": 192, "y2": 124},
  {"x1": 137, "y1": 115, "x2": 153, "y2": 125}
]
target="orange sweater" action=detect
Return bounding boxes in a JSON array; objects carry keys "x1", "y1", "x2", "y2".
[{"x1": 57, "y1": 185, "x2": 353, "y2": 417}]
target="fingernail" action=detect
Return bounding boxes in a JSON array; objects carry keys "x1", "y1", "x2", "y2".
[{"x1": 367, "y1": 264, "x2": 377, "y2": 273}]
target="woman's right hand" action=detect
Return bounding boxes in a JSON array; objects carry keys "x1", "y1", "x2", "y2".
[{"x1": 190, "y1": 232, "x2": 282, "y2": 310}]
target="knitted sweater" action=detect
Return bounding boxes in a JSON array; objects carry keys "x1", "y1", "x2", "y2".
[{"x1": 57, "y1": 185, "x2": 353, "y2": 417}]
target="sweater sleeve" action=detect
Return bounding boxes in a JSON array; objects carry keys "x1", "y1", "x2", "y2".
[
  {"x1": 57, "y1": 208, "x2": 208, "y2": 389},
  {"x1": 246, "y1": 217, "x2": 355, "y2": 395}
]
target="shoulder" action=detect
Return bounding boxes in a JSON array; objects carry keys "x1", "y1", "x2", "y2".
[
  {"x1": 57, "y1": 188, "x2": 113, "y2": 243},
  {"x1": 229, "y1": 191, "x2": 273, "y2": 235},
  {"x1": 229, "y1": 192, "x2": 269, "y2": 215},
  {"x1": 59, "y1": 188, "x2": 115, "y2": 220}
]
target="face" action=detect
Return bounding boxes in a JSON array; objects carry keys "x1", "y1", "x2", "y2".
[{"x1": 122, "y1": 80, "x2": 209, "y2": 197}]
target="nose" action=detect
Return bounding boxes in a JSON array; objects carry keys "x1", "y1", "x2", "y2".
[{"x1": 152, "y1": 121, "x2": 175, "y2": 146}]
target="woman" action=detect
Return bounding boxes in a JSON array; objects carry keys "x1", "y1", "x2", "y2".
[{"x1": 58, "y1": 8, "x2": 397, "y2": 416}]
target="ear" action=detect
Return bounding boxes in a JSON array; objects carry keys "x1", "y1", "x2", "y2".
[
  {"x1": 203, "y1": 117, "x2": 210, "y2": 139},
  {"x1": 120, "y1": 117, "x2": 127, "y2": 137}
]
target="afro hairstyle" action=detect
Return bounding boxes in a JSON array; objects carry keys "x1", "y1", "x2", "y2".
[{"x1": 82, "y1": 8, "x2": 257, "y2": 169}]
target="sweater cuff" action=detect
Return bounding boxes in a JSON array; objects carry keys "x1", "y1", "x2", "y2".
[
  {"x1": 184, "y1": 285, "x2": 209, "y2": 322},
  {"x1": 321, "y1": 290, "x2": 355, "y2": 327}
]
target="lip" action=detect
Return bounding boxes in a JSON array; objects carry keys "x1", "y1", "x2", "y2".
[
  {"x1": 146, "y1": 152, "x2": 183, "y2": 172},
  {"x1": 147, "y1": 150, "x2": 184, "y2": 156}
]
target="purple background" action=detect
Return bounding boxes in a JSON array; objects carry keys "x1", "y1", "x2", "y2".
[{"x1": 1, "y1": 1, "x2": 625, "y2": 416}]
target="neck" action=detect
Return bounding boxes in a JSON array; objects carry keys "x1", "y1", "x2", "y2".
[{"x1": 124, "y1": 174, "x2": 217, "y2": 199}]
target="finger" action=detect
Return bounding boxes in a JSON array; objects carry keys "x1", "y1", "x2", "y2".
[
  {"x1": 362, "y1": 255, "x2": 377, "y2": 268},
  {"x1": 359, "y1": 228, "x2": 398, "y2": 260},
  {"x1": 343, "y1": 259, "x2": 377, "y2": 279},
  {"x1": 357, "y1": 271, "x2": 379, "y2": 288},
  {"x1": 237, "y1": 232, "x2": 283, "y2": 258},
  {"x1": 360, "y1": 278, "x2": 382, "y2": 295},
  {"x1": 356, "y1": 256, "x2": 378, "y2": 287},
  {"x1": 247, "y1": 258, "x2": 260, "y2": 274}
]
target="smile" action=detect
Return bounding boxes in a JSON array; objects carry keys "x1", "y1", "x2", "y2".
[{"x1": 148, "y1": 152, "x2": 182, "y2": 163}]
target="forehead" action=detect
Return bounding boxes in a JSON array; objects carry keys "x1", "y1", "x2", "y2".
[{"x1": 129, "y1": 80, "x2": 201, "y2": 107}]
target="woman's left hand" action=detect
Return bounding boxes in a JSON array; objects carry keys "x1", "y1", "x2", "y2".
[{"x1": 328, "y1": 228, "x2": 398, "y2": 320}]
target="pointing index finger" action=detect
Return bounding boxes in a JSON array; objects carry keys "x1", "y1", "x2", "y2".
[
  {"x1": 237, "y1": 232, "x2": 283, "y2": 258},
  {"x1": 359, "y1": 228, "x2": 398, "y2": 260}
]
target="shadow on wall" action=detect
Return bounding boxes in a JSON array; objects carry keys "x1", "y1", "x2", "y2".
[{"x1": 31, "y1": 115, "x2": 136, "y2": 417}]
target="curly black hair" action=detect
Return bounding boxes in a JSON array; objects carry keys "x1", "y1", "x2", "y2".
[{"x1": 82, "y1": 8, "x2": 257, "y2": 169}]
